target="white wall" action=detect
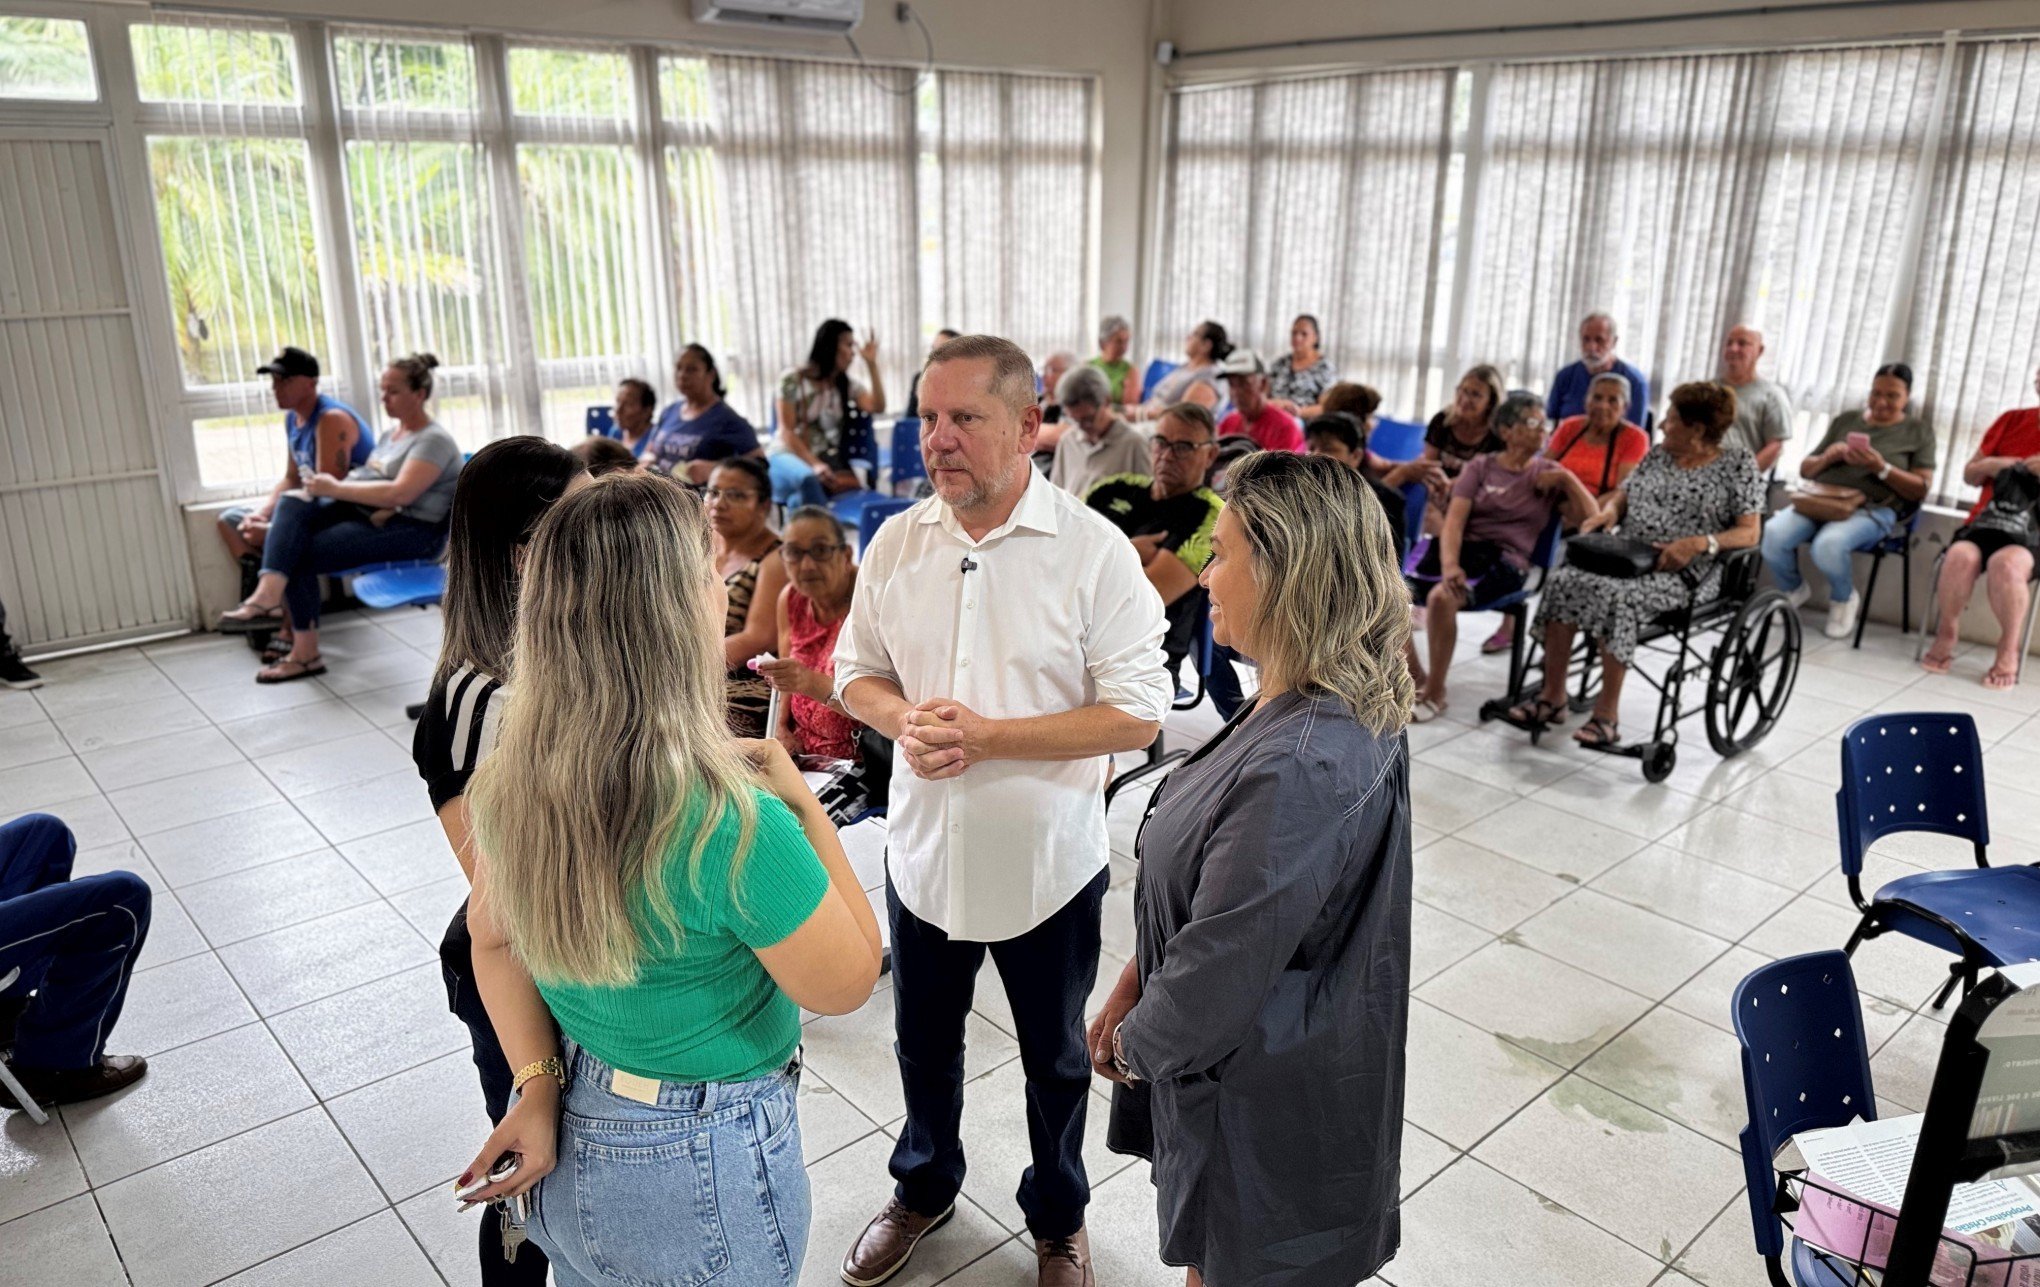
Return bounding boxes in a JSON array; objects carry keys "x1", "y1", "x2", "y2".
[{"x1": 192, "y1": 0, "x2": 1165, "y2": 328}]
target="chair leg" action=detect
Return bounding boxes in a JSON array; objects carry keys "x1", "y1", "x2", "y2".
[
  {"x1": 1854, "y1": 551, "x2": 1881, "y2": 649},
  {"x1": 1843, "y1": 912, "x2": 1876, "y2": 955},
  {"x1": 0, "y1": 1059, "x2": 48, "y2": 1125},
  {"x1": 1930, "y1": 959, "x2": 1967, "y2": 1010},
  {"x1": 1900, "y1": 542, "x2": 1912, "y2": 635}
]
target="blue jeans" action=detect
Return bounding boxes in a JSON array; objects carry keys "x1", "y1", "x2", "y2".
[
  {"x1": 0, "y1": 814, "x2": 151, "y2": 1069},
  {"x1": 529, "y1": 1044, "x2": 810, "y2": 1287},
  {"x1": 766, "y1": 452, "x2": 828, "y2": 509},
  {"x1": 260, "y1": 494, "x2": 446, "y2": 630},
  {"x1": 1760, "y1": 506, "x2": 1897, "y2": 603}
]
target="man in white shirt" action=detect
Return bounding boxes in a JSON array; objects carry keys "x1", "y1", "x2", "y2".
[{"x1": 834, "y1": 334, "x2": 1171, "y2": 1287}]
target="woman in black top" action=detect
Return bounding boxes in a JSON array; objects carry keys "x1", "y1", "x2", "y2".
[{"x1": 411, "y1": 436, "x2": 586, "y2": 1287}]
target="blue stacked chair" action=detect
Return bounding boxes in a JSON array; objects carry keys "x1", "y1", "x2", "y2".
[
  {"x1": 1731, "y1": 950, "x2": 1879, "y2": 1287},
  {"x1": 1836, "y1": 711, "x2": 2040, "y2": 1008},
  {"x1": 348, "y1": 559, "x2": 445, "y2": 610}
]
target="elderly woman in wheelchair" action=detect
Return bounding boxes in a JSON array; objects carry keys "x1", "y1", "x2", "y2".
[{"x1": 1506, "y1": 381, "x2": 1767, "y2": 749}]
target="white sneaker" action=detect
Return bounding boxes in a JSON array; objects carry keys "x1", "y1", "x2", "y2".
[
  {"x1": 1824, "y1": 594, "x2": 1861, "y2": 640},
  {"x1": 1785, "y1": 583, "x2": 1812, "y2": 611}
]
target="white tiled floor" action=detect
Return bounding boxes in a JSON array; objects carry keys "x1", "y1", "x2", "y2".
[{"x1": 1, "y1": 603, "x2": 2036, "y2": 1286}]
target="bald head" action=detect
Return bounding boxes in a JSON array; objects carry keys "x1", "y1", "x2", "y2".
[{"x1": 1721, "y1": 326, "x2": 1765, "y2": 384}]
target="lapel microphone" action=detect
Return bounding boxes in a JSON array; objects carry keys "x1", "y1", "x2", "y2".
[{"x1": 959, "y1": 555, "x2": 979, "y2": 574}]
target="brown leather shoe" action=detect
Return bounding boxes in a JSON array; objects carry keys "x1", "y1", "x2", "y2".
[
  {"x1": 841, "y1": 1197, "x2": 953, "y2": 1286},
  {"x1": 1037, "y1": 1227, "x2": 1093, "y2": 1287},
  {"x1": 0, "y1": 1054, "x2": 147, "y2": 1110}
]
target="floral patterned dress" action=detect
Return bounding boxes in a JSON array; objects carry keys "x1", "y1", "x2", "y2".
[{"x1": 1534, "y1": 446, "x2": 1765, "y2": 664}]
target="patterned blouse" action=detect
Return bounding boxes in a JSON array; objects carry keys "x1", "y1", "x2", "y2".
[
  {"x1": 1268, "y1": 354, "x2": 1335, "y2": 408},
  {"x1": 785, "y1": 588, "x2": 860, "y2": 760},
  {"x1": 775, "y1": 368, "x2": 869, "y2": 463},
  {"x1": 723, "y1": 540, "x2": 779, "y2": 738}
]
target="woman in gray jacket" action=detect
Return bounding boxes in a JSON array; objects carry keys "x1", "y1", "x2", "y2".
[{"x1": 1091, "y1": 450, "x2": 1414, "y2": 1287}]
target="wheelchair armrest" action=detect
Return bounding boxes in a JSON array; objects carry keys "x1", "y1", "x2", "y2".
[{"x1": 1717, "y1": 547, "x2": 1763, "y2": 601}]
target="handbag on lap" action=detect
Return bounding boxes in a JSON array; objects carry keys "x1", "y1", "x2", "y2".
[
  {"x1": 1564, "y1": 530, "x2": 1660, "y2": 579},
  {"x1": 1789, "y1": 481, "x2": 1868, "y2": 524}
]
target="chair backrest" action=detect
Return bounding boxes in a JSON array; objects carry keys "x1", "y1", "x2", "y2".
[
  {"x1": 890, "y1": 417, "x2": 925, "y2": 485},
  {"x1": 1369, "y1": 416, "x2": 1427, "y2": 463},
  {"x1": 1834, "y1": 712, "x2": 1990, "y2": 877},
  {"x1": 1732, "y1": 950, "x2": 1878, "y2": 1259},
  {"x1": 1141, "y1": 358, "x2": 1179, "y2": 401},
  {"x1": 585, "y1": 405, "x2": 617, "y2": 438},
  {"x1": 857, "y1": 496, "x2": 915, "y2": 554}
]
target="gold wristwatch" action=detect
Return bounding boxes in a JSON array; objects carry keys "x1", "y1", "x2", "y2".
[{"x1": 511, "y1": 1056, "x2": 564, "y2": 1095}]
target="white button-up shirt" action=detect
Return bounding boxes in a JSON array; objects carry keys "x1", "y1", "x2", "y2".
[{"x1": 833, "y1": 470, "x2": 1171, "y2": 941}]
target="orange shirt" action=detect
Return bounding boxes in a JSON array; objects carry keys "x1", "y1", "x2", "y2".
[{"x1": 1548, "y1": 417, "x2": 1649, "y2": 497}]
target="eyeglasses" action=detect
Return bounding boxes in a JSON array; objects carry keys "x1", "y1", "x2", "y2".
[
  {"x1": 1152, "y1": 438, "x2": 1211, "y2": 459},
  {"x1": 703, "y1": 488, "x2": 762, "y2": 503},
  {"x1": 780, "y1": 543, "x2": 845, "y2": 564}
]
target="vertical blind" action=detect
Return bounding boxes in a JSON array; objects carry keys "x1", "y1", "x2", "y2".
[
  {"x1": 1154, "y1": 69, "x2": 1456, "y2": 416},
  {"x1": 933, "y1": 70, "x2": 1095, "y2": 363},
  {"x1": 1160, "y1": 37, "x2": 2040, "y2": 506},
  {"x1": 53, "y1": 12, "x2": 1100, "y2": 497},
  {"x1": 710, "y1": 54, "x2": 922, "y2": 423},
  {"x1": 1906, "y1": 39, "x2": 2040, "y2": 489}
]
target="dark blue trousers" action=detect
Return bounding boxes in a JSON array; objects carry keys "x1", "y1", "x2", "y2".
[
  {"x1": 887, "y1": 866, "x2": 1106, "y2": 1240},
  {"x1": 0, "y1": 814, "x2": 151, "y2": 1069},
  {"x1": 260, "y1": 494, "x2": 444, "y2": 631}
]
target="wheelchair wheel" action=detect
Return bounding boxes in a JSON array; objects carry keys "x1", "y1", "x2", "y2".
[
  {"x1": 1642, "y1": 741, "x2": 1677, "y2": 783},
  {"x1": 1705, "y1": 589, "x2": 1802, "y2": 757}
]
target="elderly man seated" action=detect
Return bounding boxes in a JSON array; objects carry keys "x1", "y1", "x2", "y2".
[
  {"x1": 1546, "y1": 312, "x2": 1649, "y2": 426},
  {"x1": 1049, "y1": 365, "x2": 1149, "y2": 498},
  {"x1": 1215, "y1": 350, "x2": 1305, "y2": 452},
  {"x1": 1084, "y1": 403, "x2": 1241, "y2": 714}
]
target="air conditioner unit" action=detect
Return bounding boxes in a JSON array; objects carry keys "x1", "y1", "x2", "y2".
[{"x1": 691, "y1": 0, "x2": 864, "y2": 33}]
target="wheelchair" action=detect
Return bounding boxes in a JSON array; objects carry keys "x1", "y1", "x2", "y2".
[{"x1": 1481, "y1": 547, "x2": 1804, "y2": 782}]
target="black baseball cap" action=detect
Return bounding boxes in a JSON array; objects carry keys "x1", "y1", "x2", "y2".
[{"x1": 256, "y1": 347, "x2": 320, "y2": 379}]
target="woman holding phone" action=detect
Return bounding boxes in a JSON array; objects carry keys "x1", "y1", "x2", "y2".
[
  {"x1": 1760, "y1": 363, "x2": 1936, "y2": 639},
  {"x1": 454, "y1": 473, "x2": 883, "y2": 1287}
]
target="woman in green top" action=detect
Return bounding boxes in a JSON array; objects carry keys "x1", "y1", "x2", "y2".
[
  {"x1": 1760, "y1": 362, "x2": 1936, "y2": 640},
  {"x1": 456, "y1": 473, "x2": 883, "y2": 1287},
  {"x1": 1089, "y1": 313, "x2": 1136, "y2": 409}
]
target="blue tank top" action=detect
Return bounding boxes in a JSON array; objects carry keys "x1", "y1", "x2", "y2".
[{"x1": 286, "y1": 394, "x2": 376, "y2": 476}]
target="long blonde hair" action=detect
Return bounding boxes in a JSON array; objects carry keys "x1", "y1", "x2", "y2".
[
  {"x1": 467, "y1": 473, "x2": 758, "y2": 985},
  {"x1": 1222, "y1": 452, "x2": 1414, "y2": 735}
]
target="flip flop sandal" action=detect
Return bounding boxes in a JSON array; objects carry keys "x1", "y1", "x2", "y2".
[
  {"x1": 1984, "y1": 666, "x2": 2020, "y2": 691},
  {"x1": 1507, "y1": 697, "x2": 1569, "y2": 728},
  {"x1": 217, "y1": 603, "x2": 287, "y2": 635},
  {"x1": 260, "y1": 635, "x2": 293, "y2": 664},
  {"x1": 1480, "y1": 625, "x2": 1515, "y2": 654},
  {"x1": 1573, "y1": 716, "x2": 1622, "y2": 748},
  {"x1": 256, "y1": 655, "x2": 325, "y2": 685}
]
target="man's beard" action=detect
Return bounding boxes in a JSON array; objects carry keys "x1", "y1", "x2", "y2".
[{"x1": 934, "y1": 454, "x2": 1020, "y2": 511}]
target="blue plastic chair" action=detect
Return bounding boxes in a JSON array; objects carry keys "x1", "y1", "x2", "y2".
[
  {"x1": 585, "y1": 405, "x2": 617, "y2": 438},
  {"x1": 1731, "y1": 951, "x2": 1879, "y2": 1287},
  {"x1": 1369, "y1": 417, "x2": 1427, "y2": 463},
  {"x1": 856, "y1": 496, "x2": 914, "y2": 554},
  {"x1": 1141, "y1": 358, "x2": 1179, "y2": 402},
  {"x1": 348, "y1": 559, "x2": 446, "y2": 610},
  {"x1": 890, "y1": 418, "x2": 925, "y2": 492},
  {"x1": 1399, "y1": 482, "x2": 1428, "y2": 544},
  {"x1": 1851, "y1": 510, "x2": 1918, "y2": 649},
  {"x1": 1836, "y1": 712, "x2": 2040, "y2": 1008}
]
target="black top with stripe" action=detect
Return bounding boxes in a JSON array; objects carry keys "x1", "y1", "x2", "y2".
[{"x1": 412, "y1": 664, "x2": 505, "y2": 812}]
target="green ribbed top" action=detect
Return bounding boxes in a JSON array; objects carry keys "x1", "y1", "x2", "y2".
[{"x1": 536, "y1": 787, "x2": 829, "y2": 1084}]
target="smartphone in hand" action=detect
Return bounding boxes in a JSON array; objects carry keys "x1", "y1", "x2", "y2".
[{"x1": 1847, "y1": 431, "x2": 1871, "y2": 452}]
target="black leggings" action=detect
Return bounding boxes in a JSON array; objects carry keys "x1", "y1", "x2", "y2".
[{"x1": 441, "y1": 901, "x2": 551, "y2": 1286}]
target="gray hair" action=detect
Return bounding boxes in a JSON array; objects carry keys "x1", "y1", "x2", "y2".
[
  {"x1": 1492, "y1": 389, "x2": 1545, "y2": 430},
  {"x1": 1097, "y1": 314, "x2": 1131, "y2": 348},
  {"x1": 1588, "y1": 371, "x2": 1632, "y2": 402},
  {"x1": 1057, "y1": 364, "x2": 1111, "y2": 410},
  {"x1": 1581, "y1": 311, "x2": 1618, "y2": 334}
]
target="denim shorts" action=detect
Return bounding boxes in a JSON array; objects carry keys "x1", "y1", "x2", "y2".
[{"x1": 526, "y1": 1044, "x2": 810, "y2": 1287}]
